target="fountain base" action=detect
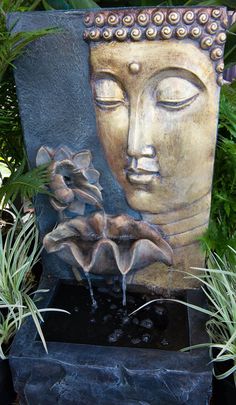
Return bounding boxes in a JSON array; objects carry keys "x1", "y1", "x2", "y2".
[{"x1": 9, "y1": 277, "x2": 212, "y2": 405}]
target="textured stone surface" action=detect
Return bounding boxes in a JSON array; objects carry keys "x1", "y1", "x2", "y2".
[
  {"x1": 0, "y1": 359, "x2": 15, "y2": 404},
  {"x1": 9, "y1": 278, "x2": 212, "y2": 405}
]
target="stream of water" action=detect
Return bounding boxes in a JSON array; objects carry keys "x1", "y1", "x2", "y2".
[
  {"x1": 122, "y1": 274, "x2": 127, "y2": 307},
  {"x1": 85, "y1": 272, "x2": 98, "y2": 309}
]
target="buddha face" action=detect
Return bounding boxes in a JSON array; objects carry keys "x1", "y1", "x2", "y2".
[{"x1": 90, "y1": 41, "x2": 220, "y2": 214}]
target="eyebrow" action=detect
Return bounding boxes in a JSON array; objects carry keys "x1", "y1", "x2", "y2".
[{"x1": 151, "y1": 67, "x2": 206, "y2": 90}]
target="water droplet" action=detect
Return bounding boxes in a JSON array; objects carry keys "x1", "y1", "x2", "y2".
[
  {"x1": 140, "y1": 319, "x2": 153, "y2": 329},
  {"x1": 90, "y1": 318, "x2": 96, "y2": 324},
  {"x1": 74, "y1": 306, "x2": 79, "y2": 312}
]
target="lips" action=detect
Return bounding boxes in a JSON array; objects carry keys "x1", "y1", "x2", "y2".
[
  {"x1": 126, "y1": 157, "x2": 160, "y2": 184},
  {"x1": 127, "y1": 170, "x2": 159, "y2": 185}
]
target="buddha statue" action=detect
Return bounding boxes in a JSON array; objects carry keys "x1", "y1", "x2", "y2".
[{"x1": 84, "y1": 7, "x2": 228, "y2": 293}]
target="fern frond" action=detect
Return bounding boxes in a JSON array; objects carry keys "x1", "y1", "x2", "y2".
[{"x1": 0, "y1": 161, "x2": 50, "y2": 208}]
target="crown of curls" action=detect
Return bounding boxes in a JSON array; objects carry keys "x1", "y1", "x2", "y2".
[{"x1": 83, "y1": 7, "x2": 229, "y2": 86}]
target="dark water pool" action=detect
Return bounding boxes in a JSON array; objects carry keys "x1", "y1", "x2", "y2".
[{"x1": 40, "y1": 280, "x2": 189, "y2": 350}]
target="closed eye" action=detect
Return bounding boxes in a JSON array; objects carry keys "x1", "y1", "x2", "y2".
[
  {"x1": 95, "y1": 97, "x2": 125, "y2": 109},
  {"x1": 93, "y1": 77, "x2": 126, "y2": 110},
  {"x1": 157, "y1": 93, "x2": 199, "y2": 110}
]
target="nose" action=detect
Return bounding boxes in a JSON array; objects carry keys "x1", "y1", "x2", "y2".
[{"x1": 127, "y1": 103, "x2": 156, "y2": 159}]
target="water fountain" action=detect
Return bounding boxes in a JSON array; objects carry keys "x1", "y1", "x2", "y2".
[{"x1": 8, "y1": 6, "x2": 229, "y2": 404}]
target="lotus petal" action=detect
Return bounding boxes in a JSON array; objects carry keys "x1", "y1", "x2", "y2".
[
  {"x1": 36, "y1": 146, "x2": 53, "y2": 166},
  {"x1": 50, "y1": 174, "x2": 74, "y2": 204},
  {"x1": 72, "y1": 150, "x2": 91, "y2": 169},
  {"x1": 54, "y1": 146, "x2": 72, "y2": 162},
  {"x1": 74, "y1": 188, "x2": 102, "y2": 207},
  {"x1": 83, "y1": 168, "x2": 100, "y2": 185},
  {"x1": 50, "y1": 198, "x2": 67, "y2": 212},
  {"x1": 44, "y1": 212, "x2": 173, "y2": 276}
]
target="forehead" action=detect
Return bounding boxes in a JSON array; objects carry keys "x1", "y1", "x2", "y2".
[{"x1": 90, "y1": 41, "x2": 216, "y2": 87}]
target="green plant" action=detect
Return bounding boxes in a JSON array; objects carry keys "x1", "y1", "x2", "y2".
[
  {"x1": 201, "y1": 81, "x2": 236, "y2": 263},
  {"x1": 0, "y1": 206, "x2": 69, "y2": 359},
  {"x1": 0, "y1": 1, "x2": 59, "y2": 207}
]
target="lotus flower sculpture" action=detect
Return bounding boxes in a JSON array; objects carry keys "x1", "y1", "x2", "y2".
[
  {"x1": 43, "y1": 212, "x2": 173, "y2": 276},
  {"x1": 36, "y1": 146, "x2": 103, "y2": 218}
]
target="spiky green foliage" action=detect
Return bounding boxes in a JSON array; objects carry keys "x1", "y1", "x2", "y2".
[
  {"x1": 201, "y1": 82, "x2": 236, "y2": 263},
  {"x1": 0, "y1": 159, "x2": 50, "y2": 208},
  {"x1": 0, "y1": 1, "x2": 59, "y2": 206},
  {"x1": 0, "y1": 207, "x2": 69, "y2": 359},
  {"x1": 0, "y1": 73, "x2": 23, "y2": 173},
  {"x1": 0, "y1": 1, "x2": 57, "y2": 82},
  {"x1": 180, "y1": 250, "x2": 236, "y2": 385}
]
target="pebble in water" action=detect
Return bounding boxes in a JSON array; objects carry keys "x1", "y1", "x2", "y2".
[
  {"x1": 113, "y1": 285, "x2": 121, "y2": 294},
  {"x1": 122, "y1": 316, "x2": 130, "y2": 325},
  {"x1": 127, "y1": 296, "x2": 135, "y2": 305},
  {"x1": 103, "y1": 314, "x2": 112, "y2": 323},
  {"x1": 97, "y1": 287, "x2": 109, "y2": 294},
  {"x1": 131, "y1": 337, "x2": 141, "y2": 345},
  {"x1": 154, "y1": 305, "x2": 166, "y2": 316},
  {"x1": 161, "y1": 338, "x2": 169, "y2": 346},
  {"x1": 142, "y1": 333, "x2": 151, "y2": 343},
  {"x1": 154, "y1": 305, "x2": 169, "y2": 328},
  {"x1": 108, "y1": 329, "x2": 123, "y2": 343},
  {"x1": 132, "y1": 317, "x2": 139, "y2": 325},
  {"x1": 140, "y1": 319, "x2": 153, "y2": 329}
]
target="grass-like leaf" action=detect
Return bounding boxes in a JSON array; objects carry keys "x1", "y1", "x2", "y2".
[{"x1": 0, "y1": 207, "x2": 70, "y2": 359}]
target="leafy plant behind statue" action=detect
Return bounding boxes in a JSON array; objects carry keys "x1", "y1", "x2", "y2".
[
  {"x1": 0, "y1": 1, "x2": 58, "y2": 208},
  {"x1": 201, "y1": 81, "x2": 236, "y2": 264}
]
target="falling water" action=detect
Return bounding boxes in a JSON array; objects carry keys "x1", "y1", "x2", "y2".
[
  {"x1": 122, "y1": 274, "x2": 127, "y2": 307},
  {"x1": 85, "y1": 272, "x2": 98, "y2": 309}
]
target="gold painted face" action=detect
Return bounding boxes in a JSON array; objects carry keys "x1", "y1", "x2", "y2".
[{"x1": 90, "y1": 41, "x2": 220, "y2": 214}]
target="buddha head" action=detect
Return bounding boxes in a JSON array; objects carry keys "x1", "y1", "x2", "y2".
[{"x1": 84, "y1": 8, "x2": 228, "y2": 215}]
